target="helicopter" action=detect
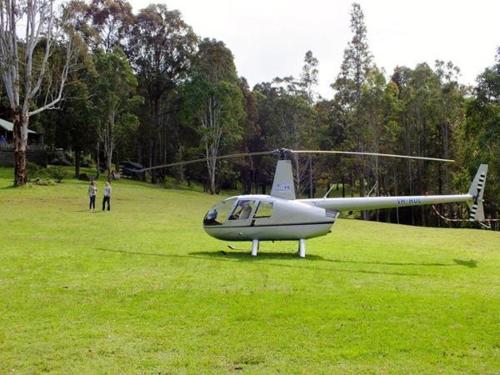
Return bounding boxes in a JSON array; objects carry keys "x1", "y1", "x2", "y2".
[{"x1": 135, "y1": 148, "x2": 488, "y2": 258}]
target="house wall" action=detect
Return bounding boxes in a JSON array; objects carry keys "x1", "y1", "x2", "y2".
[{"x1": 0, "y1": 149, "x2": 47, "y2": 167}]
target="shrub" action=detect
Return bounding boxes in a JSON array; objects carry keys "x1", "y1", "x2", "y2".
[
  {"x1": 32, "y1": 178, "x2": 56, "y2": 186},
  {"x1": 47, "y1": 166, "x2": 65, "y2": 183},
  {"x1": 27, "y1": 164, "x2": 65, "y2": 183},
  {"x1": 26, "y1": 162, "x2": 41, "y2": 177}
]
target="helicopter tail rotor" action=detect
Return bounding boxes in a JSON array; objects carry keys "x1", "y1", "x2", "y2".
[{"x1": 467, "y1": 164, "x2": 488, "y2": 222}]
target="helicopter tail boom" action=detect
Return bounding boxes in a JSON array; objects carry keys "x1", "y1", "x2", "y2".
[
  {"x1": 301, "y1": 194, "x2": 472, "y2": 213},
  {"x1": 300, "y1": 164, "x2": 488, "y2": 223}
]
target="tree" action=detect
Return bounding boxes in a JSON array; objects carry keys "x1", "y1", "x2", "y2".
[
  {"x1": 238, "y1": 77, "x2": 260, "y2": 193},
  {"x1": 300, "y1": 50, "x2": 319, "y2": 103},
  {"x1": 182, "y1": 39, "x2": 244, "y2": 194},
  {"x1": 253, "y1": 77, "x2": 317, "y2": 195},
  {"x1": 332, "y1": 3, "x2": 373, "y2": 107},
  {"x1": 86, "y1": 0, "x2": 133, "y2": 51},
  {"x1": 0, "y1": 0, "x2": 74, "y2": 185},
  {"x1": 388, "y1": 62, "x2": 466, "y2": 225},
  {"x1": 331, "y1": 2, "x2": 374, "y2": 216},
  {"x1": 128, "y1": 4, "x2": 197, "y2": 177},
  {"x1": 93, "y1": 48, "x2": 141, "y2": 179},
  {"x1": 459, "y1": 48, "x2": 500, "y2": 219}
]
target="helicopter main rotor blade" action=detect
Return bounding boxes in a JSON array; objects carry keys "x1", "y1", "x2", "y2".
[
  {"x1": 135, "y1": 150, "x2": 275, "y2": 172},
  {"x1": 290, "y1": 150, "x2": 455, "y2": 163},
  {"x1": 132, "y1": 148, "x2": 453, "y2": 173}
]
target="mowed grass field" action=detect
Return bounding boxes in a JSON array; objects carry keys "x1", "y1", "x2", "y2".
[{"x1": 0, "y1": 168, "x2": 499, "y2": 374}]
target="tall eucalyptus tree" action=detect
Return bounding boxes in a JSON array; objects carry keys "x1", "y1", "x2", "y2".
[
  {"x1": 128, "y1": 4, "x2": 197, "y2": 177},
  {"x1": 0, "y1": 0, "x2": 75, "y2": 185},
  {"x1": 182, "y1": 39, "x2": 244, "y2": 194}
]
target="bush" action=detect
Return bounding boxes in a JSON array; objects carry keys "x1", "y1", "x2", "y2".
[
  {"x1": 26, "y1": 162, "x2": 41, "y2": 177},
  {"x1": 27, "y1": 164, "x2": 65, "y2": 183},
  {"x1": 32, "y1": 178, "x2": 56, "y2": 186},
  {"x1": 47, "y1": 166, "x2": 65, "y2": 183}
]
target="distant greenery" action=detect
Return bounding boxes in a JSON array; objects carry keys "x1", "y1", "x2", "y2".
[{"x1": 1, "y1": 167, "x2": 499, "y2": 373}]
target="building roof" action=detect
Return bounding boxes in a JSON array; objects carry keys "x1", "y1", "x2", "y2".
[{"x1": 0, "y1": 118, "x2": 37, "y2": 134}]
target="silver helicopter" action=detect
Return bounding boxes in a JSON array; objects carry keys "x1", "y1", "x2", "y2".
[{"x1": 136, "y1": 149, "x2": 488, "y2": 258}]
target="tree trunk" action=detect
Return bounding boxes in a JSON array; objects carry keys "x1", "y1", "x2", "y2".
[
  {"x1": 106, "y1": 149, "x2": 113, "y2": 181},
  {"x1": 75, "y1": 149, "x2": 81, "y2": 178},
  {"x1": 360, "y1": 160, "x2": 367, "y2": 220},
  {"x1": 207, "y1": 155, "x2": 217, "y2": 194},
  {"x1": 294, "y1": 154, "x2": 301, "y2": 196},
  {"x1": 210, "y1": 171, "x2": 216, "y2": 194},
  {"x1": 13, "y1": 110, "x2": 28, "y2": 186},
  {"x1": 96, "y1": 142, "x2": 100, "y2": 179},
  {"x1": 308, "y1": 156, "x2": 313, "y2": 198}
]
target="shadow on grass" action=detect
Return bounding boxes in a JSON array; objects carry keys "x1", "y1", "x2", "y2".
[
  {"x1": 192, "y1": 250, "x2": 327, "y2": 261},
  {"x1": 191, "y1": 250, "x2": 478, "y2": 268},
  {"x1": 453, "y1": 259, "x2": 478, "y2": 268},
  {"x1": 93, "y1": 247, "x2": 430, "y2": 277}
]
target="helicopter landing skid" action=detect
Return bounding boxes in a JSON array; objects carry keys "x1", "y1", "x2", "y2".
[
  {"x1": 227, "y1": 241, "x2": 260, "y2": 256},
  {"x1": 227, "y1": 244, "x2": 246, "y2": 251},
  {"x1": 227, "y1": 239, "x2": 306, "y2": 258}
]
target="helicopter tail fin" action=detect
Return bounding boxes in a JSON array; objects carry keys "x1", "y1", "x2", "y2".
[
  {"x1": 467, "y1": 164, "x2": 488, "y2": 221},
  {"x1": 271, "y1": 160, "x2": 296, "y2": 200}
]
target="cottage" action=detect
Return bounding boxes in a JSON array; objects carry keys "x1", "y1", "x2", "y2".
[{"x1": 0, "y1": 118, "x2": 46, "y2": 166}]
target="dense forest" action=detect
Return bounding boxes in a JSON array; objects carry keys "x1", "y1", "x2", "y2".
[{"x1": 1, "y1": 0, "x2": 499, "y2": 228}]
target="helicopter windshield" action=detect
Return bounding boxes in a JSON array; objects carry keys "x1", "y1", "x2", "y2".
[{"x1": 203, "y1": 198, "x2": 237, "y2": 226}]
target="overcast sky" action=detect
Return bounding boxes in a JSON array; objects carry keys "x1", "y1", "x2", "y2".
[{"x1": 130, "y1": 0, "x2": 500, "y2": 98}]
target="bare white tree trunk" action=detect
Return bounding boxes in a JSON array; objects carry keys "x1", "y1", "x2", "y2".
[
  {"x1": 0, "y1": 0, "x2": 73, "y2": 185},
  {"x1": 100, "y1": 108, "x2": 116, "y2": 180},
  {"x1": 201, "y1": 95, "x2": 223, "y2": 194}
]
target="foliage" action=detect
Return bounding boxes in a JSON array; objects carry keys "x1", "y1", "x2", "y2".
[
  {"x1": 26, "y1": 163, "x2": 65, "y2": 183},
  {"x1": 92, "y1": 47, "x2": 142, "y2": 178},
  {"x1": 181, "y1": 38, "x2": 244, "y2": 193},
  {"x1": 458, "y1": 49, "x2": 500, "y2": 218},
  {"x1": 300, "y1": 50, "x2": 319, "y2": 103},
  {"x1": 128, "y1": 4, "x2": 197, "y2": 180}
]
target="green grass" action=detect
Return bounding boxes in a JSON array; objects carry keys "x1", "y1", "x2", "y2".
[{"x1": 0, "y1": 167, "x2": 499, "y2": 374}]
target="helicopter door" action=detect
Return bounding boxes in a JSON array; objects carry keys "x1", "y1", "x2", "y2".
[
  {"x1": 227, "y1": 200, "x2": 257, "y2": 224},
  {"x1": 252, "y1": 201, "x2": 274, "y2": 225}
]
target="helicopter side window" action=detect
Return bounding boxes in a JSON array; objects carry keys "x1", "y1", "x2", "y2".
[
  {"x1": 254, "y1": 202, "x2": 273, "y2": 218},
  {"x1": 229, "y1": 200, "x2": 256, "y2": 220}
]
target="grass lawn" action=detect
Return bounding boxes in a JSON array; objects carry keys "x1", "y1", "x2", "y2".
[{"x1": 0, "y1": 167, "x2": 499, "y2": 374}]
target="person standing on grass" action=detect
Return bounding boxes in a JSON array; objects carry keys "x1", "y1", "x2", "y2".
[
  {"x1": 102, "y1": 181, "x2": 112, "y2": 211},
  {"x1": 88, "y1": 180, "x2": 97, "y2": 212}
]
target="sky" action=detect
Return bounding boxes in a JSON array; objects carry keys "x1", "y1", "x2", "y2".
[{"x1": 130, "y1": 0, "x2": 500, "y2": 98}]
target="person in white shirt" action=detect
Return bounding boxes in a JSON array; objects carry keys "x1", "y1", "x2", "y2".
[
  {"x1": 88, "y1": 181, "x2": 97, "y2": 212},
  {"x1": 102, "y1": 181, "x2": 112, "y2": 211}
]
